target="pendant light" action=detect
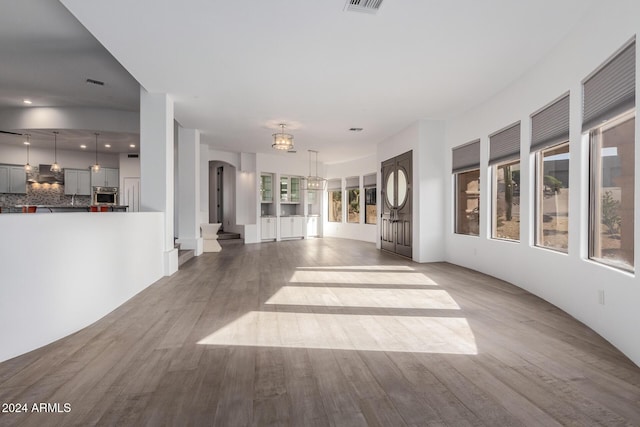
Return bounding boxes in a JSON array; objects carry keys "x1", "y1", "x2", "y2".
[
  {"x1": 272, "y1": 123, "x2": 294, "y2": 151},
  {"x1": 302, "y1": 150, "x2": 326, "y2": 190},
  {"x1": 92, "y1": 133, "x2": 100, "y2": 172},
  {"x1": 50, "y1": 131, "x2": 61, "y2": 172},
  {"x1": 24, "y1": 134, "x2": 32, "y2": 172}
]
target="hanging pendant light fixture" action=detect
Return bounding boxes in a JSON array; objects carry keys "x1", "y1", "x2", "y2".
[
  {"x1": 92, "y1": 133, "x2": 101, "y2": 172},
  {"x1": 302, "y1": 149, "x2": 327, "y2": 190},
  {"x1": 272, "y1": 123, "x2": 294, "y2": 151},
  {"x1": 50, "y1": 131, "x2": 61, "y2": 172},
  {"x1": 24, "y1": 134, "x2": 32, "y2": 172}
]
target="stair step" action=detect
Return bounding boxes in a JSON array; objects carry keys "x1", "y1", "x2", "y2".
[
  {"x1": 217, "y1": 232, "x2": 241, "y2": 240},
  {"x1": 178, "y1": 249, "x2": 195, "y2": 267}
]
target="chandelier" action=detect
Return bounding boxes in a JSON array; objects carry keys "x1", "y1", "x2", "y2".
[
  {"x1": 272, "y1": 123, "x2": 294, "y2": 151},
  {"x1": 302, "y1": 150, "x2": 326, "y2": 191}
]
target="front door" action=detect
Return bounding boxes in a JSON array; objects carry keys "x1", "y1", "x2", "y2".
[{"x1": 381, "y1": 150, "x2": 412, "y2": 258}]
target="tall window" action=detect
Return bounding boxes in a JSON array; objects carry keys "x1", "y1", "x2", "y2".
[
  {"x1": 327, "y1": 179, "x2": 342, "y2": 222},
  {"x1": 584, "y1": 40, "x2": 635, "y2": 271},
  {"x1": 531, "y1": 94, "x2": 570, "y2": 252},
  {"x1": 490, "y1": 123, "x2": 521, "y2": 241},
  {"x1": 364, "y1": 173, "x2": 377, "y2": 224},
  {"x1": 452, "y1": 139, "x2": 480, "y2": 236},
  {"x1": 345, "y1": 177, "x2": 360, "y2": 223}
]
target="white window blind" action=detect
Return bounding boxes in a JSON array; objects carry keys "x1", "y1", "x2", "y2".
[
  {"x1": 327, "y1": 179, "x2": 341, "y2": 191},
  {"x1": 363, "y1": 173, "x2": 376, "y2": 188},
  {"x1": 345, "y1": 176, "x2": 359, "y2": 189}
]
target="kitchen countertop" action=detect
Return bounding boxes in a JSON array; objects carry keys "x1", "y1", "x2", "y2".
[{"x1": 3, "y1": 205, "x2": 129, "y2": 213}]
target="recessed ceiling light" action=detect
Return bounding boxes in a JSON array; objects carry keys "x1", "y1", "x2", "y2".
[
  {"x1": 105, "y1": 144, "x2": 111, "y2": 148},
  {"x1": 349, "y1": 127, "x2": 364, "y2": 132},
  {"x1": 80, "y1": 144, "x2": 87, "y2": 149},
  {"x1": 129, "y1": 144, "x2": 136, "y2": 148},
  {"x1": 23, "y1": 141, "x2": 30, "y2": 145},
  {"x1": 23, "y1": 99, "x2": 32, "y2": 104}
]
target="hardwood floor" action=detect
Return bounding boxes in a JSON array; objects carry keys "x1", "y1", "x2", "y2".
[{"x1": 1, "y1": 237, "x2": 639, "y2": 426}]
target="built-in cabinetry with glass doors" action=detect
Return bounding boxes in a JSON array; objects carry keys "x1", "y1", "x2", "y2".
[{"x1": 280, "y1": 176, "x2": 301, "y2": 203}]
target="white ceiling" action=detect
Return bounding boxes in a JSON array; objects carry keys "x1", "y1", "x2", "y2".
[{"x1": 2, "y1": 0, "x2": 599, "y2": 163}]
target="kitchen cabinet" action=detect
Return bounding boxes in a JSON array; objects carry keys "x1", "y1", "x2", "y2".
[
  {"x1": 307, "y1": 216, "x2": 319, "y2": 237},
  {"x1": 280, "y1": 175, "x2": 301, "y2": 203},
  {"x1": 64, "y1": 169, "x2": 91, "y2": 195},
  {"x1": 0, "y1": 165, "x2": 26, "y2": 194},
  {"x1": 280, "y1": 216, "x2": 304, "y2": 239},
  {"x1": 91, "y1": 167, "x2": 119, "y2": 187},
  {"x1": 260, "y1": 173, "x2": 274, "y2": 203},
  {"x1": 261, "y1": 217, "x2": 276, "y2": 240}
]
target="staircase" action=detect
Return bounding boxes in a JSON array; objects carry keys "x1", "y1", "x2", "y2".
[
  {"x1": 218, "y1": 230, "x2": 243, "y2": 245},
  {"x1": 175, "y1": 241, "x2": 195, "y2": 267}
]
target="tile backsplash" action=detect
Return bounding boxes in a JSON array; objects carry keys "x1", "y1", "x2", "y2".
[{"x1": 1, "y1": 184, "x2": 91, "y2": 208}]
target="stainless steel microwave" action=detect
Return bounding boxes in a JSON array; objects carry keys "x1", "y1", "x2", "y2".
[{"x1": 93, "y1": 186, "x2": 118, "y2": 205}]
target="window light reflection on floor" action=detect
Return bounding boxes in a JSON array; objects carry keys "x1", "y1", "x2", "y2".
[
  {"x1": 265, "y1": 286, "x2": 460, "y2": 309},
  {"x1": 296, "y1": 265, "x2": 415, "y2": 271},
  {"x1": 197, "y1": 266, "x2": 477, "y2": 355}
]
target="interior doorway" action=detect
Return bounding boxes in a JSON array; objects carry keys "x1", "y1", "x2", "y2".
[
  {"x1": 216, "y1": 166, "x2": 223, "y2": 231},
  {"x1": 381, "y1": 150, "x2": 412, "y2": 258}
]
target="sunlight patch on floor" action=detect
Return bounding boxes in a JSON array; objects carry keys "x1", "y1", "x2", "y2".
[
  {"x1": 296, "y1": 265, "x2": 415, "y2": 271},
  {"x1": 289, "y1": 271, "x2": 438, "y2": 286},
  {"x1": 198, "y1": 311, "x2": 478, "y2": 354},
  {"x1": 265, "y1": 286, "x2": 460, "y2": 309}
]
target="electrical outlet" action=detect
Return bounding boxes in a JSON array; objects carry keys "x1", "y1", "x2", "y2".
[{"x1": 598, "y1": 289, "x2": 605, "y2": 305}]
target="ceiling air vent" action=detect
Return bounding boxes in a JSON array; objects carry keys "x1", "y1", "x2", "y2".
[
  {"x1": 345, "y1": 0, "x2": 383, "y2": 14},
  {"x1": 128, "y1": 154, "x2": 139, "y2": 158}
]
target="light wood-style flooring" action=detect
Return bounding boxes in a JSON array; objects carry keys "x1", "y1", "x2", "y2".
[{"x1": 1, "y1": 238, "x2": 639, "y2": 426}]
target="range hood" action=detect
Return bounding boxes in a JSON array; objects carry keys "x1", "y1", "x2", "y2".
[{"x1": 27, "y1": 165, "x2": 65, "y2": 184}]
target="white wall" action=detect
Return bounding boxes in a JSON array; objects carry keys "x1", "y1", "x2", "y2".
[
  {"x1": 0, "y1": 144, "x2": 119, "y2": 169},
  {"x1": 324, "y1": 154, "x2": 377, "y2": 243},
  {"x1": 118, "y1": 153, "x2": 140, "y2": 185},
  {"x1": 0, "y1": 212, "x2": 165, "y2": 362},
  {"x1": 444, "y1": 1, "x2": 640, "y2": 366},
  {"x1": 377, "y1": 120, "x2": 446, "y2": 262},
  {"x1": 0, "y1": 107, "x2": 139, "y2": 134}
]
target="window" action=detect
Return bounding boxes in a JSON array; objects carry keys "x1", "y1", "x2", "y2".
[
  {"x1": 531, "y1": 94, "x2": 570, "y2": 252},
  {"x1": 327, "y1": 179, "x2": 342, "y2": 222},
  {"x1": 490, "y1": 123, "x2": 521, "y2": 241},
  {"x1": 345, "y1": 177, "x2": 360, "y2": 223},
  {"x1": 452, "y1": 140, "x2": 481, "y2": 236},
  {"x1": 364, "y1": 174, "x2": 377, "y2": 225},
  {"x1": 584, "y1": 40, "x2": 635, "y2": 271},
  {"x1": 589, "y1": 112, "x2": 635, "y2": 270}
]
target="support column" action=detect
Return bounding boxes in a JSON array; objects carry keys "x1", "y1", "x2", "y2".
[
  {"x1": 140, "y1": 88, "x2": 178, "y2": 276},
  {"x1": 177, "y1": 127, "x2": 203, "y2": 255}
]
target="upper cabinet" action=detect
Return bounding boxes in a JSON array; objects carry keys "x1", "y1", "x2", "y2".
[
  {"x1": 260, "y1": 173, "x2": 274, "y2": 203},
  {"x1": 91, "y1": 167, "x2": 119, "y2": 188},
  {"x1": 0, "y1": 165, "x2": 26, "y2": 194},
  {"x1": 280, "y1": 175, "x2": 301, "y2": 204},
  {"x1": 64, "y1": 169, "x2": 91, "y2": 195}
]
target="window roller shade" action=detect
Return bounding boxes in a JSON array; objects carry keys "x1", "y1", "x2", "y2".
[
  {"x1": 583, "y1": 41, "x2": 635, "y2": 132},
  {"x1": 452, "y1": 139, "x2": 480, "y2": 173},
  {"x1": 531, "y1": 94, "x2": 570, "y2": 152},
  {"x1": 345, "y1": 176, "x2": 359, "y2": 189},
  {"x1": 489, "y1": 122, "x2": 521, "y2": 165},
  {"x1": 327, "y1": 179, "x2": 341, "y2": 190},
  {"x1": 363, "y1": 173, "x2": 376, "y2": 188}
]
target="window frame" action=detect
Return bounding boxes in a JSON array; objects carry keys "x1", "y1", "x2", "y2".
[
  {"x1": 327, "y1": 189, "x2": 342, "y2": 223},
  {"x1": 534, "y1": 141, "x2": 570, "y2": 253},
  {"x1": 454, "y1": 168, "x2": 480, "y2": 236},
  {"x1": 587, "y1": 109, "x2": 635, "y2": 272},
  {"x1": 491, "y1": 159, "x2": 520, "y2": 242}
]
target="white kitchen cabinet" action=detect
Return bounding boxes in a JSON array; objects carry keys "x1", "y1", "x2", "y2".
[
  {"x1": 306, "y1": 216, "x2": 319, "y2": 237},
  {"x1": 261, "y1": 217, "x2": 276, "y2": 240},
  {"x1": 280, "y1": 216, "x2": 304, "y2": 239},
  {"x1": 64, "y1": 169, "x2": 91, "y2": 195},
  {"x1": 280, "y1": 175, "x2": 301, "y2": 203},
  {"x1": 0, "y1": 165, "x2": 26, "y2": 194},
  {"x1": 91, "y1": 167, "x2": 119, "y2": 187}
]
